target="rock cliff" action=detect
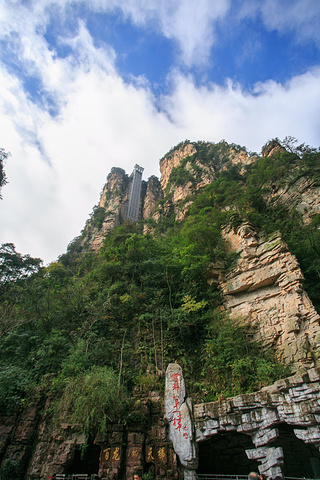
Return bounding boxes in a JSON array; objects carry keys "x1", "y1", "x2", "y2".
[
  {"x1": 80, "y1": 168, "x2": 130, "y2": 252},
  {"x1": 270, "y1": 176, "x2": 320, "y2": 225},
  {"x1": 220, "y1": 223, "x2": 320, "y2": 371},
  {"x1": 154, "y1": 141, "x2": 255, "y2": 223},
  {"x1": 142, "y1": 175, "x2": 163, "y2": 219},
  {"x1": 1, "y1": 139, "x2": 320, "y2": 480},
  {"x1": 79, "y1": 170, "x2": 162, "y2": 251},
  {"x1": 78, "y1": 140, "x2": 320, "y2": 372}
]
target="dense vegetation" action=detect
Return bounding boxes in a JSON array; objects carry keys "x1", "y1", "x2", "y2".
[{"x1": 1, "y1": 138, "x2": 319, "y2": 440}]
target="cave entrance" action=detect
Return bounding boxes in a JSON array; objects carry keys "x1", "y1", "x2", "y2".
[
  {"x1": 197, "y1": 432, "x2": 259, "y2": 475},
  {"x1": 272, "y1": 423, "x2": 320, "y2": 478},
  {"x1": 65, "y1": 439, "x2": 101, "y2": 476}
]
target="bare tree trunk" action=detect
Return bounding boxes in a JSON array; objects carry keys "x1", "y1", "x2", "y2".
[
  {"x1": 152, "y1": 318, "x2": 158, "y2": 372},
  {"x1": 160, "y1": 311, "x2": 164, "y2": 374},
  {"x1": 166, "y1": 268, "x2": 174, "y2": 315},
  {"x1": 118, "y1": 329, "x2": 127, "y2": 392}
]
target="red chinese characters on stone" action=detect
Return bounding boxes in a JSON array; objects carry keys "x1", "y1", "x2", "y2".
[
  {"x1": 171, "y1": 372, "x2": 188, "y2": 439},
  {"x1": 173, "y1": 395, "x2": 180, "y2": 411},
  {"x1": 173, "y1": 413, "x2": 182, "y2": 431},
  {"x1": 172, "y1": 373, "x2": 181, "y2": 395}
]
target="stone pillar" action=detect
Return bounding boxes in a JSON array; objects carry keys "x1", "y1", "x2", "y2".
[
  {"x1": 246, "y1": 446, "x2": 284, "y2": 478},
  {"x1": 164, "y1": 363, "x2": 198, "y2": 480}
]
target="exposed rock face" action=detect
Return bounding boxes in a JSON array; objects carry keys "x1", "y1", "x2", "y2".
[
  {"x1": 156, "y1": 142, "x2": 256, "y2": 223},
  {"x1": 164, "y1": 363, "x2": 198, "y2": 479},
  {"x1": 142, "y1": 175, "x2": 163, "y2": 219},
  {"x1": 0, "y1": 406, "x2": 40, "y2": 479},
  {"x1": 261, "y1": 140, "x2": 320, "y2": 223},
  {"x1": 27, "y1": 419, "x2": 86, "y2": 479},
  {"x1": 81, "y1": 171, "x2": 164, "y2": 251},
  {"x1": 160, "y1": 143, "x2": 197, "y2": 190},
  {"x1": 80, "y1": 168, "x2": 130, "y2": 252},
  {"x1": 194, "y1": 367, "x2": 320, "y2": 478},
  {"x1": 270, "y1": 176, "x2": 320, "y2": 225},
  {"x1": 261, "y1": 140, "x2": 285, "y2": 158},
  {"x1": 221, "y1": 223, "x2": 320, "y2": 370}
]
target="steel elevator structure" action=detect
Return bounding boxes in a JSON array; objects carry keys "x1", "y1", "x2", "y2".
[{"x1": 127, "y1": 164, "x2": 144, "y2": 221}]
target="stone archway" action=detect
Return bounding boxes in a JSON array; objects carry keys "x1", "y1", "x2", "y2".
[
  {"x1": 197, "y1": 432, "x2": 259, "y2": 475},
  {"x1": 194, "y1": 367, "x2": 320, "y2": 478}
]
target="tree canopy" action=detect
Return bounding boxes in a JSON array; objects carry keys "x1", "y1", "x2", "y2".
[{"x1": 0, "y1": 148, "x2": 10, "y2": 198}]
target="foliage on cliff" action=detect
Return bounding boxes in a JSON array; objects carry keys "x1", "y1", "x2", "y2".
[
  {"x1": 0, "y1": 147, "x2": 10, "y2": 198},
  {"x1": 1, "y1": 137, "x2": 319, "y2": 435}
]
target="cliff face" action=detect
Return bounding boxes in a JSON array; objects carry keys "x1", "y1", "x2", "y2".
[
  {"x1": 79, "y1": 171, "x2": 163, "y2": 252},
  {"x1": 159, "y1": 141, "x2": 254, "y2": 192},
  {"x1": 142, "y1": 175, "x2": 163, "y2": 219},
  {"x1": 159, "y1": 143, "x2": 197, "y2": 190},
  {"x1": 1, "y1": 140, "x2": 320, "y2": 479},
  {"x1": 270, "y1": 176, "x2": 320, "y2": 225},
  {"x1": 80, "y1": 140, "x2": 320, "y2": 252},
  {"x1": 153, "y1": 141, "x2": 255, "y2": 223},
  {"x1": 80, "y1": 168, "x2": 130, "y2": 252},
  {"x1": 220, "y1": 223, "x2": 320, "y2": 371},
  {"x1": 77, "y1": 140, "x2": 320, "y2": 371}
]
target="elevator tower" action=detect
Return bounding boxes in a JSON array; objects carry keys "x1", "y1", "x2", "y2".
[{"x1": 127, "y1": 164, "x2": 144, "y2": 222}]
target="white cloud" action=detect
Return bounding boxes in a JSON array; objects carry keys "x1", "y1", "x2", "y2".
[
  {"x1": 239, "y1": 0, "x2": 320, "y2": 47},
  {"x1": 163, "y1": 68, "x2": 320, "y2": 152},
  {"x1": 113, "y1": 0, "x2": 232, "y2": 66},
  {"x1": 0, "y1": 29, "x2": 177, "y2": 263},
  {"x1": 0, "y1": 1, "x2": 319, "y2": 264},
  {"x1": 2, "y1": 56, "x2": 319, "y2": 263},
  {"x1": 1, "y1": 0, "x2": 232, "y2": 69}
]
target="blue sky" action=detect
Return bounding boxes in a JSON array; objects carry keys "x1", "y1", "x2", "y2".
[{"x1": 0, "y1": 0, "x2": 320, "y2": 263}]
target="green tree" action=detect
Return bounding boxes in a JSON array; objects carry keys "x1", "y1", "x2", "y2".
[
  {"x1": 52, "y1": 365, "x2": 128, "y2": 436},
  {"x1": 0, "y1": 243, "x2": 42, "y2": 287},
  {"x1": 0, "y1": 148, "x2": 10, "y2": 198}
]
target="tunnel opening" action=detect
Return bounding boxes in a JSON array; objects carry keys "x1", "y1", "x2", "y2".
[
  {"x1": 197, "y1": 431, "x2": 259, "y2": 475},
  {"x1": 65, "y1": 438, "x2": 101, "y2": 476},
  {"x1": 272, "y1": 423, "x2": 320, "y2": 478}
]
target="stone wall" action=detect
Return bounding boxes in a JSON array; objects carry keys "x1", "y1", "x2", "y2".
[
  {"x1": 194, "y1": 367, "x2": 320, "y2": 478},
  {"x1": 0, "y1": 393, "x2": 182, "y2": 480}
]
